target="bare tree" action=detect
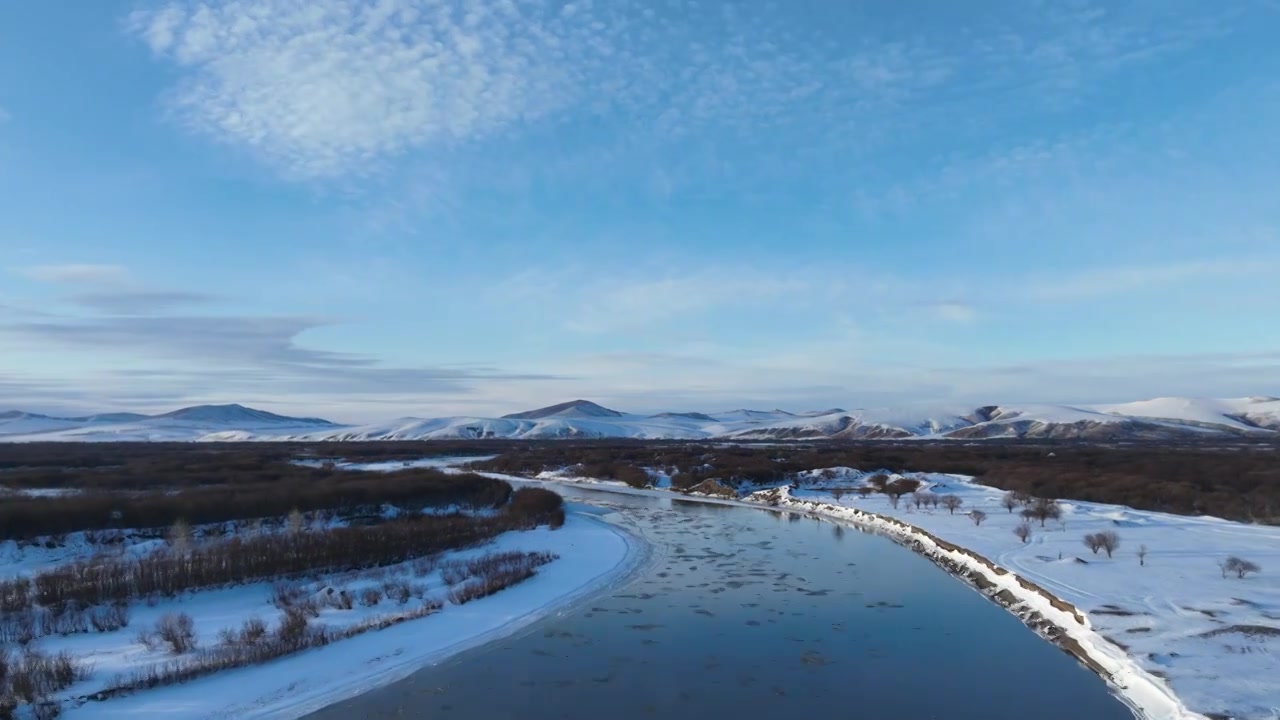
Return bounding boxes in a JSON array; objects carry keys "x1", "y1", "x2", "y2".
[
  {"x1": 1014, "y1": 522, "x2": 1032, "y2": 544},
  {"x1": 287, "y1": 508, "x2": 305, "y2": 535},
  {"x1": 942, "y1": 496, "x2": 963, "y2": 514},
  {"x1": 1083, "y1": 533, "x2": 1102, "y2": 555},
  {"x1": 167, "y1": 518, "x2": 191, "y2": 554},
  {"x1": 831, "y1": 488, "x2": 847, "y2": 502},
  {"x1": 1096, "y1": 530, "x2": 1120, "y2": 558},
  {"x1": 912, "y1": 491, "x2": 929, "y2": 509},
  {"x1": 1221, "y1": 556, "x2": 1261, "y2": 579},
  {"x1": 888, "y1": 494, "x2": 901, "y2": 509},
  {"x1": 1001, "y1": 492, "x2": 1020, "y2": 514},
  {"x1": 969, "y1": 510, "x2": 987, "y2": 526},
  {"x1": 1021, "y1": 498, "x2": 1062, "y2": 527},
  {"x1": 1137, "y1": 544, "x2": 1148, "y2": 566}
]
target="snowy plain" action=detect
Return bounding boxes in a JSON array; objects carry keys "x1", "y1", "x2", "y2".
[
  {"x1": 530, "y1": 466, "x2": 1280, "y2": 720},
  {"x1": 4, "y1": 510, "x2": 639, "y2": 719}
]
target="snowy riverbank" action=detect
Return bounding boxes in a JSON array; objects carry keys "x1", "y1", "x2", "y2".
[
  {"x1": 522, "y1": 468, "x2": 1279, "y2": 720},
  {"x1": 14, "y1": 510, "x2": 639, "y2": 719}
]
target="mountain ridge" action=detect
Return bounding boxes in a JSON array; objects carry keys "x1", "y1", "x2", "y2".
[{"x1": 1, "y1": 397, "x2": 1277, "y2": 443}]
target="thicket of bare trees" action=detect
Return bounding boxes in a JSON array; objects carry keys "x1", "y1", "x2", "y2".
[
  {"x1": 474, "y1": 440, "x2": 1280, "y2": 523},
  {"x1": 3, "y1": 488, "x2": 564, "y2": 612},
  {"x1": 1021, "y1": 498, "x2": 1062, "y2": 527},
  {"x1": 0, "y1": 468, "x2": 512, "y2": 540}
]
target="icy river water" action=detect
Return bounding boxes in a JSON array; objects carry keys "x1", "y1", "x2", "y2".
[{"x1": 309, "y1": 482, "x2": 1136, "y2": 720}]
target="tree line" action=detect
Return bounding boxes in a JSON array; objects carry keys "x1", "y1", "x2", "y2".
[{"x1": 474, "y1": 440, "x2": 1280, "y2": 523}]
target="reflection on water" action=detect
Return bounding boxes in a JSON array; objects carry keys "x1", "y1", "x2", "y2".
[{"x1": 309, "y1": 484, "x2": 1136, "y2": 720}]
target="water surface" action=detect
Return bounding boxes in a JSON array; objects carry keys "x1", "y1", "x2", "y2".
[{"x1": 310, "y1": 484, "x2": 1136, "y2": 720}]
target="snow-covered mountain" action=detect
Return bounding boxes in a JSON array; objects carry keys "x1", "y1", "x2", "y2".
[
  {"x1": 1, "y1": 398, "x2": 1277, "y2": 443},
  {"x1": 0, "y1": 404, "x2": 335, "y2": 442}
]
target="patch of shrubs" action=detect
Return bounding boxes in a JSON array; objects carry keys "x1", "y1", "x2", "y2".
[
  {"x1": 0, "y1": 647, "x2": 88, "y2": 718},
  {"x1": 444, "y1": 551, "x2": 558, "y2": 605}
]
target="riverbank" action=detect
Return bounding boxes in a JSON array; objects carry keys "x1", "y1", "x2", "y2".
[
  {"x1": 49, "y1": 510, "x2": 641, "y2": 719},
  {"x1": 748, "y1": 487, "x2": 1199, "y2": 720},
  {"x1": 503, "y1": 469, "x2": 1278, "y2": 720}
]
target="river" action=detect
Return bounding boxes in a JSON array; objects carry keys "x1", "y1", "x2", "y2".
[{"x1": 308, "y1": 481, "x2": 1136, "y2": 720}]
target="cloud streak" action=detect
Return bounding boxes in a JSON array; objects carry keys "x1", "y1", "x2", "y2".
[
  {"x1": 20, "y1": 264, "x2": 130, "y2": 284},
  {"x1": 3, "y1": 313, "x2": 561, "y2": 395}
]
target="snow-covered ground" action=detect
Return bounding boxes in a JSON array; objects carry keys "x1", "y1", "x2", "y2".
[
  {"x1": 290, "y1": 455, "x2": 496, "y2": 473},
  {"x1": 528, "y1": 465, "x2": 1279, "y2": 720},
  {"x1": 6, "y1": 511, "x2": 638, "y2": 719}
]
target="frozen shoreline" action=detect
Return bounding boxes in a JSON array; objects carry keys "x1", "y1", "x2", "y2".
[{"x1": 57, "y1": 510, "x2": 644, "y2": 720}]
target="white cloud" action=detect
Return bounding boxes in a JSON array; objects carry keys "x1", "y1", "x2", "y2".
[
  {"x1": 19, "y1": 264, "x2": 130, "y2": 284},
  {"x1": 931, "y1": 302, "x2": 978, "y2": 323},
  {"x1": 1026, "y1": 257, "x2": 1280, "y2": 302},
  {"x1": 127, "y1": 0, "x2": 613, "y2": 179}
]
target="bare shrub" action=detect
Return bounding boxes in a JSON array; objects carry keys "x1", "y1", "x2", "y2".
[
  {"x1": 1220, "y1": 556, "x2": 1261, "y2": 579},
  {"x1": 0, "y1": 577, "x2": 31, "y2": 613},
  {"x1": 359, "y1": 588, "x2": 383, "y2": 607},
  {"x1": 1014, "y1": 522, "x2": 1032, "y2": 544},
  {"x1": 969, "y1": 510, "x2": 987, "y2": 526},
  {"x1": 155, "y1": 613, "x2": 197, "y2": 654},
  {"x1": 218, "y1": 617, "x2": 268, "y2": 648},
  {"x1": 6, "y1": 649, "x2": 85, "y2": 705},
  {"x1": 410, "y1": 556, "x2": 438, "y2": 577},
  {"x1": 382, "y1": 581, "x2": 411, "y2": 605},
  {"x1": 942, "y1": 496, "x2": 963, "y2": 514},
  {"x1": 276, "y1": 607, "x2": 313, "y2": 646},
  {"x1": 1137, "y1": 544, "x2": 1148, "y2": 566},
  {"x1": 135, "y1": 629, "x2": 161, "y2": 652},
  {"x1": 271, "y1": 582, "x2": 305, "y2": 610},
  {"x1": 89, "y1": 603, "x2": 129, "y2": 632}
]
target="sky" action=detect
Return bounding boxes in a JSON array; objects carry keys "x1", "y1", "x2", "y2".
[{"x1": 1, "y1": 0, "x2": 1278, "y2": 423}]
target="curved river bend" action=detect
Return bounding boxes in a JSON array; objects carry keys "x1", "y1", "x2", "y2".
[{"x1": 310, "y1": 483, "x2": 1136, "y2": 720}]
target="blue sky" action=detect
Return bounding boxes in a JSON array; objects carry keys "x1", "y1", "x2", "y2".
[{"x1": 1, "y1": 0, "x2": 1278, "y2": 422}]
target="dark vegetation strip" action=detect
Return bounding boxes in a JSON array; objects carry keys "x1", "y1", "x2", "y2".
[
  {"x1": 473, "y1": 440, "x2": 1280, "y2": 523},
  {"x1": 1, "y1": 487, "x2": 564, "y2": 611},
  {"x1": 0, "y1": 467, "x2": 511, "y2": 540}
]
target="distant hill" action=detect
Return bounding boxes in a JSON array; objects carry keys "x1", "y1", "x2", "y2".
[
  {"x1": 2, "y1": 397, "x2": 1277, "y2": 443},
  {"x1": 502, "y1": 400, "x2": 624, "y2": 420}
]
